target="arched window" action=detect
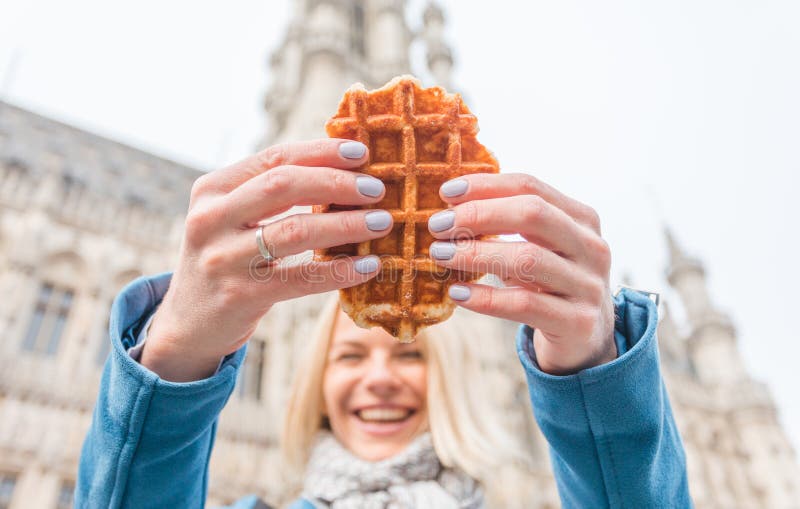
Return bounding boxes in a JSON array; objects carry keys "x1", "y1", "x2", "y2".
[
  {"x1": 21, "y1": 251, "x2": 86, "y2": 357},
  {"x1": 21, "y1": 282, "x2": 74, "y2": 356}
]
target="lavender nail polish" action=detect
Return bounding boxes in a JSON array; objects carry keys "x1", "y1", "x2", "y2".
[
  {"x1": 441, "y1": 178, "x2": 468, "y2": 197},
  {"x1": 354, "y1": 255, "x2": 380, "y2": 274},
  {"x1": 339, "y1": 141, "x2": 367, "y2": 159},
  {"x1": 430, "y1": 242, "x2": 456, "y2": 260},
  {"x1": 365, "y1": 210, "x2": 392, "y2": 231},
  {"x1": 428, "y1": 210, "x2": 455, "y2": 232},
  {"x1": 356, "y1": 176, "x2": 384, "y2": 197},
  {"x1": 449, "y1": 285, "x2": 471, "y2": 301}
]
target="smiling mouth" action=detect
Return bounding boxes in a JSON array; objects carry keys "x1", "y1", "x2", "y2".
[{"x1": 354, "y1": 408, "x2": 416, "y2": 423}]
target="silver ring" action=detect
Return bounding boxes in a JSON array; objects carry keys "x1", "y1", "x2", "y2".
[{"x1": 256, "y1": 225, "x2": 277, "y2": 263}]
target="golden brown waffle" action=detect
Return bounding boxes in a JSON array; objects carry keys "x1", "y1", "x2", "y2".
[{"x1": 314, "y1": 75, "x2": 499, "y2": 342}]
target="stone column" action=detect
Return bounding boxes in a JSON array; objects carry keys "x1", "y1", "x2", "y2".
[
  {"x1": 8, "y1": 463, "x2": 60, "y2": 509},
  {"x1": 422, "y1": 2, "x2": 453, "y2": 90},
  {"x1": 1, "y1": 260, "x2": 38, "y2": 357},
  {"x1": 366, "y1": 0, "x2": 411, "y2": 84}
]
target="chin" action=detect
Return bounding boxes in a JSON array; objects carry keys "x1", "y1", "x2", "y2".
[
  {"x1": 338, "y1": 412, "x2": 429, "y2": 462},
  {"x1": 356, "y1": 442, "x2": 405, "y2": 462},
  {"x1": 357, "y1": 428, "x2": 428, "y2": 462}
]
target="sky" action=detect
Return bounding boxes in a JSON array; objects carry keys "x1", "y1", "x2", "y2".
[{"x1": 1, "y1": 1, "x2": 799, "y2": 451}]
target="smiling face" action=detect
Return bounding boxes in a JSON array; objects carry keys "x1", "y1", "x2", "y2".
[{"x1": 322, "y1": 309, "x2": 429, "y2": 462}]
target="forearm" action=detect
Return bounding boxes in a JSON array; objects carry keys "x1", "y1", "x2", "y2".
[
  {"x1": 516, "y1": 288, "x2": 692, "y2": 508},
  {"x1": 75, "y1": 273, "x2": 247, "y2": 508}
]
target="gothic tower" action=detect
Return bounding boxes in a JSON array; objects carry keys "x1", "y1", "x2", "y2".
[
  {"x1": 262, "y1": 0, "x2": 454, "y2": 145},
  {"x1": 665, "y1": 227, "x2": 745, "y2": 385},
  {"x1": 421, "y1": 2, "x2": 454, "y2": 91},
  {"x1": 661, "y1": 228, "x2": 800, "y2": 507},
  {"x1": 255, "y1": 2, "x2": 558, "y2": 507},
  {"x1": 256, "y1": 2, "x2": 800, "y2": 505}
]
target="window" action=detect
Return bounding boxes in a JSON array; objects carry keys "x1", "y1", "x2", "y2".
[
  {"x1": 5, "y1": 157, "x2": 28, "y2": 174},
  {"x1": 56, "y1": 480, "x2": 75, "y2": 509},
  {"x1": 0, "y1": 472, "x2": 17, "y2": 509},
  {"x1": 22, "y1": 282, "x2": 74, "y2": 356},
  {"x1": 1, "y1": 158, "x2": 27, "y2": 197},
  {"x1": 237, "y1": 340, "x2": 265, "y2": 401}
]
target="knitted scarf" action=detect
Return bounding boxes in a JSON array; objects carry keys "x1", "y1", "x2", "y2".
[{"x1": 301, "y1": 430, "x2": 485, "y2": 509}]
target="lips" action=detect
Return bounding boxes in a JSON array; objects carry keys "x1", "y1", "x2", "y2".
[
  {"x1": 350, "y1": 405, "x2": 418, "y2": 436},
  {"x1": 356, "y1": 407, "x2": 413, "y2": 422}
]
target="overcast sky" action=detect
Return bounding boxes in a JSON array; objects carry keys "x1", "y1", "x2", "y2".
[{"x1": 2, "y1": 0, "x2": 799, "y2": 451}]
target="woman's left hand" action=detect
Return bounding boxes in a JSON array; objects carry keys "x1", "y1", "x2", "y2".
[{"x1": 428, "y1": 173, "x2": 616, "y2": 376}]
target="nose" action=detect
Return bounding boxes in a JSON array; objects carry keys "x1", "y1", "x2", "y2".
[{"x1": 362, "y1": 354, "x2": 401, "y2": 396}]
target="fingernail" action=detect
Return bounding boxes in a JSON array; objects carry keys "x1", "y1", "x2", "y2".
[
  {"x1": 365, "y1": 210, "x2": 392, "y2": 231},
  {"x1": 354, "y1": 255, "x2": 380, "y2": 274},
  {"x1": 356, "y1": 175, "x2": 384, "y2": 197},
  {"x1": 428, "y1": 209, "x2": 455, "y2": 232},
  {"x1": 441, "y1": 178, "x2": 468, "y2": 197},
  {"x1": 339, "y1": 141, "x2": 367, "y2": 159},
  {"x1": 430, "y1": 241, "x2": 456, "y2": 260},
  {"x1": 449, "y1": 284, "x2": 471, "y2": 301}
]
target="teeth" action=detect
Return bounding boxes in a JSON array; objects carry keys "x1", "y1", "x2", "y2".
[{"x1": 357, "y1": 408, "x2": 412, "y2": 422}]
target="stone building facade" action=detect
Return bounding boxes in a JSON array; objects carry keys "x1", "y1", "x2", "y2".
[{"x1": 0, "y1": 1, "x2": 798, "y2": 508}]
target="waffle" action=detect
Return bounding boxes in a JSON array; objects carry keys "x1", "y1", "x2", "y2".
[{"x1": 314, "y1": 75, "x2": 499, "y2": 342}]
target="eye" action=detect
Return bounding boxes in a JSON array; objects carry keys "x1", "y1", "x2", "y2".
[
  {"x1": 400, "y1": 350, "x2": 423, "y2": 359},
  {"x1": 338, "y1": 353, "x2": 362, "y2": 361}
]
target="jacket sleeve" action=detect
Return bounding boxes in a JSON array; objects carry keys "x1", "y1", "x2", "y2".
[
  {"x1": 74, "y1": 272, "x2": 248, "y2": 509},
  {"x1": 515, "y1": 288, "x2": 692, "y2": 509}
]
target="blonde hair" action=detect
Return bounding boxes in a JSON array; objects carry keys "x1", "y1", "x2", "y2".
[{"x1": 280, "y1": 294, "x2": 531, "y2": 485}]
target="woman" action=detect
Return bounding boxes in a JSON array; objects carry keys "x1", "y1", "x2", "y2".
[
  {"x1": 280, "y1": 294, "x2": 531, "y2": 508},
  {"x1": 75, "y1": 139, "x2": 691, "y2": 508}
]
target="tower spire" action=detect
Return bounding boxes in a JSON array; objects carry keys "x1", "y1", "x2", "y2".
[
  {"x1": 663, "y1": 226, "x2": 742, "y2": 385},
  {"x1": 262, "y1": 0, "x2": 360, "y2": 145},
  {"x1": 364, "y1": 0, "x2": 412, "y2": 85},
  {"x1": 664, "y1": 225, "x2": 712, "y2": 325},
  {"x1": 665, "y1": 226, "x2": 701, "y2": 274},
  {"x1": 422, "y1": 1, "x2": 453, "y2": 90}
]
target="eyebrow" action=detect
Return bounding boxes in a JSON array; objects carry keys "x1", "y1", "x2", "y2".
[
  {"x1": 330, "y1": 340, "x2": 421, "y2": 350},
  {"x1": 330, "y1": 340, "x2": 366, "y2": 350}
]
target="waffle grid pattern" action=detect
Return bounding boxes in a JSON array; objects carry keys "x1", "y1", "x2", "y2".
[{"x1": 318, "y1": 77, "x2": 498, "y2": 342}]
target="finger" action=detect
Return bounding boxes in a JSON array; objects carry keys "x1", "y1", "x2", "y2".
[
  {"x1": 248, "y1": 255, "x2": 382, "y2": 301},
  {"x1": 255, "y1": 210, "x2": 393, "y2": 259},
  {"x1": 429, "y1": 240, "x2": 604, "y2": 303},
  {"x1": 428, "y1": 195, "x2": 592, "y2": 262},
  {"x1": 438, "y1": 172, "x2": 602, "y2": 234},
  {"x1": 198, "y1": 139, "x2": 369, "y2": 195},
  {"x1": 208, "y1": 210, "x2": 392, "y2": 272},
  {"x1": 446, "y1": 283, "x2": 584, "y2": 340},
  {"x1": 222, "y1": 166, "x2": 386, "y2": 228}
]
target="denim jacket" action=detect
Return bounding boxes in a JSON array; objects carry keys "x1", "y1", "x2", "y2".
[{"x1": 74, "y1": 272, "x2": 692, "y2": 508}]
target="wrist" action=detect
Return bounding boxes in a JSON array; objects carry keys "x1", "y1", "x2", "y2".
[
  {"x1": 533, "y1": 328, "x2": 617, "y2": 376},
  {"x1": 139, "y1": 336, "x2": 222, "y2": 382},
  {"x1": 139, "y1": 305, "x2": 225, "y2": 382}
]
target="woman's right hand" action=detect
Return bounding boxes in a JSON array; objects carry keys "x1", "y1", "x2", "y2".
[{"x1": 140, "y1": 139, "x2": 391, "y2": 382}]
